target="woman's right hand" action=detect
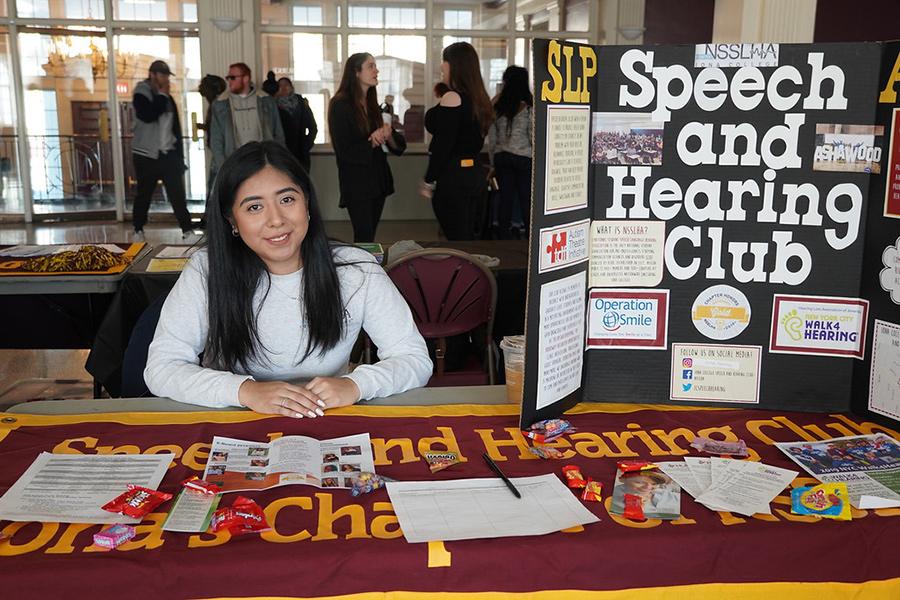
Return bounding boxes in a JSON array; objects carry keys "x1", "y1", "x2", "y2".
[
  {"x1": 238, "y1": 380, "x2": 325, "y2": 418},
  {"x1": 419, "y1": 180, "x2": 434, "y2": 199}
]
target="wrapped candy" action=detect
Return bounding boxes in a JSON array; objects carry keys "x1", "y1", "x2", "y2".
[
  {"x1": 562, "y1": 465, "x2": 587, "y2": 489},
  {"x1": 92, "y1": 524, "x2": 136, "y2": 549},
  {"x1": 617, "y1": 460, "x2": 657, "y2": 473},
  {"x1": 424, "y1": 451, "x2": 460, "y2": 473},
  {"x1": 523, "y1": 419, "x2": 574, "y2": 444},
  {"x1": 210, "y1": 496, "x2": 270, "y2": 535},
  {"x1": 690, "y1": 437, "x2": 749, "y2": 457},
  {"x1": 623, "y1": 494, "x2": 646, "y2": 520},
  {"x1": 102, "y1": 485, "x2": 172, "y2": 519},
  {"x1": 529, "y1": 445, "x2": 566, "y2": 460},
  {"x1": 791, "y1": 483, "x2": 852, "y2": 521},
  {"x1": 350, "y1": 472, "x2": 387, "y2": 496},
  {"x1": 181, "y1": 476, "x2": 221, "y2": 495},
  {"x1": 581, "y1": 479, "x2": 603, "y2": 502}
]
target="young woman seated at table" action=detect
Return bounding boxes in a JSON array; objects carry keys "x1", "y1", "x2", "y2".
[{"x1": 144, "y1": 141, "x2": 432, "y2": 417}]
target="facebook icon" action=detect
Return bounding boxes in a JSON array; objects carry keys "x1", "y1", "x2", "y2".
[{"x1": 682, "y1": 369, "x2": 693, "y2": 380}]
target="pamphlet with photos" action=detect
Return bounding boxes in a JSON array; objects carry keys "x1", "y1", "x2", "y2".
[
  {"x1": 203, "y1": 433, "x2": 375, "y2": 493},
  {"x1": 609, "y1": 467, "x2": 682, "y2": 520}
]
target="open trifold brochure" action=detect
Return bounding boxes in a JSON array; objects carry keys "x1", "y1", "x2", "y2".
[{"x1": 202, "y1": 433, "x2": 375, "y2": 493}]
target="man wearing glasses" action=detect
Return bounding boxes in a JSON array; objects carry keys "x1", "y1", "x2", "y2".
[{"x1": 209, "y1": 62, "x2": 285, "y2": 180}]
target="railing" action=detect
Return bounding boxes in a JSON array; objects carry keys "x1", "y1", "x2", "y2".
[{"x1": 0, "y1": 134, "x2": 206, "y2": 209}]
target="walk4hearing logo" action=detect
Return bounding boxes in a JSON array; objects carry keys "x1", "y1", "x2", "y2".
[
  {"x1": 539, "y1": 219, "x2": 590, "y2": 273},
  {"x1": 691, "y1": 284, "x2": 751, "y2": 341},
  {"x1": 770, "y1": 294, "x2": 868, "y2": 359},
  {"x1": 586, "y1": 289, "x2": 669, "y2": 349}
]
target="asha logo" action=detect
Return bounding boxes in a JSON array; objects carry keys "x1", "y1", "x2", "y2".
[
  {"x1": 781, "y1": 309, "x2": 803, "y2": 341},
  {"x1": 545, "y1": 232, "x2": 568, "y2": 264}
]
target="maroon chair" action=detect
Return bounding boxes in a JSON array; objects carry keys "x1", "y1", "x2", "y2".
[{"x1": 386, "y1": 248, "x2": 497, "y2": 386}]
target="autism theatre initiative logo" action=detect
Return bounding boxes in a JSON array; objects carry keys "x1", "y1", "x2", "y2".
[
  {"x1": 538, "y1": 219, "x2": 590, "y2": 273},
  {"x1": 691, "y1": 285, "x2": 751, "y2": 340}
]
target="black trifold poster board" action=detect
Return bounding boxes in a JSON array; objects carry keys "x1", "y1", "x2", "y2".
[{"x1": 521, "y1": 38, "x2": 900, "y2": 429}]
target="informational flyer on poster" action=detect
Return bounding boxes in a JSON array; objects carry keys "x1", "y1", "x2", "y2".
[
  {"x1": 202, "y1": 434, "x2": 375, "y2": 493},
  {"x1": 670, "y1": 344, "x2": 761, "y2": 404},
  {"x1": 775, "y1": 434, "x2": 900, "y2": 508},
  {"x1": 884, "y1": 109, "x2": 900, "y2": 218},
  {"x1": 586, "y1": 289, "x2": 668, "y2": 349},
  {"x1": 538, "y1": 219, "x2": 590, "y2": 273},
  {"x1": 588, "y1": 220, "x2": 665, "y2": 287},
  {"x1": 537, "y1": 271, "x2": 586, "y2": 409},
  {"x1": 879, "y1": 237, "x2": 900, "y2": 305},
  {"x1": 869, "y1": 320, "x2": 900, "y2": 420},
  {"x1": 769, "y1": 295, "x2": 868, "y2": 359},
  {"x1": 544, "y1": 105, "x2": 590, "y2": 214}
]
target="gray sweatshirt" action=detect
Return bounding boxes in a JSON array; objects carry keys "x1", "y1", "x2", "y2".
[{"x1": 144, "y1": 246, "x2": 432, "y2": 408}]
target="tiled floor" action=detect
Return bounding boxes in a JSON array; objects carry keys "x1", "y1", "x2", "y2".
[{"x1": 0, "y1": 218, "x2": 442, "y2": 404}]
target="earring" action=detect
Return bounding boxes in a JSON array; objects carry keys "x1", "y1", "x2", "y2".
[{"x1": 231, "y1": 228, "x2": 239, "y2": 237}]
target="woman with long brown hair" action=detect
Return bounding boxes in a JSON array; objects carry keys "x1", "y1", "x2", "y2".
[
  {"x1": 329, "y1": 53, "x2": 405, "y2": 242},
  {"x1": 420, "y1": 42, "x2": 494, "y2": 240}
]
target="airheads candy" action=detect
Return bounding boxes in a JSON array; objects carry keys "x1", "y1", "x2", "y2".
[{"x1": 791, "y1": 483, "x2": 851, "y2": 521}]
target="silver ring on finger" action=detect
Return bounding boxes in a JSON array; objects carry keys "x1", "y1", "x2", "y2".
[{"x1": 280, "y1": 398, "x2": 286, "y2": 408}]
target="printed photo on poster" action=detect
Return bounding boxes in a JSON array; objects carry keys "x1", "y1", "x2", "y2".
[
  {"x1": 590, "y1": 113, "x2": 664, "y2": 166},
  {"x1": 813, "y1": 124, "x2": 884, "y2": 174},
  {"x1": 694, "y1": 43, "x2": 779, "y2": 68},
  {"x1": 586, "y1": 289, "x2": 668, "y2": 350},
  {"x1": 769, "y1": 295, "x2": 868, "y2": 359},
  {"x1": 670, "y1": 344, "x2": 761, "y2": 404},
  {"x1": 869, "y1": 320, "x2": 900, "y2": 421},
  {"x1": 691, "y1": 285, "x2": 751, "y2": 341},
  {"x1": 544, "y1": 105, "x2": 590, "y2": 214},
  {"x1": 589, "y1": 220, "x2": 665, "y2": 287},
  {"x1": 539, "y1": 219, "x2": 590, "y2": 274},
  {"x1": 883, "y1": 109, "x2": 900, "y2": 218},
  {"x1": 537, "y1": 271, "x2": 587, "y2": 410},
  {"x1": 880, "y1": 236, "x2": 900, "y2": 305}
]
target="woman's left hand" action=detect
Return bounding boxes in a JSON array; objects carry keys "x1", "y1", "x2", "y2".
[{"x1": 305, "y1": 376, "x2": 361, "y2": 409}]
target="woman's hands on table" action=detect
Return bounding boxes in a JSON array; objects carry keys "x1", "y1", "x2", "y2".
[{"x1": 238, "y1": 377, "x2": 360, "y2": 417}]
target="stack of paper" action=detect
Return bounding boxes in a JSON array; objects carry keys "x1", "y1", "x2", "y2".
[{"x1": 657, "y1": 457, "x2": 797, "y2": 516}]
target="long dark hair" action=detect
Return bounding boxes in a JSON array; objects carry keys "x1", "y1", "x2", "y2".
[
  {"x1": 204, "y1": 141, "x2": 345, "y2": 370},
  {"x1": 494, "y1": 66, "x2": 532, "y2": 135},
  {"x1": 442, "y1": 42, "x2": 493, "y2": 136},
  {"x1": 330, "y1": 52, "x2": 380, "y2": 135}
]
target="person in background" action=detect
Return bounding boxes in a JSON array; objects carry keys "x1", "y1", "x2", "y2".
[
  {"x1": 276, "y1": 77, "x2": 318, "y2": 174},
  {"x1": 210, "y1": 63, "x2": 284, "y2": 177},
  {"x1": 488, "y1": 65, "x2": 533, "y2": 239},
  {"x1": 144, "y1": 141, "x2": 431, "y2": 415},
  {"x1": 420, "y1": 42, "x2": 493, "y2": 241},
  {"x1": 328, "y1": 53, "x2": 406, "y2": 243},
  {"x1": 131, "y1": 59, "x2": 194, "y2": 241}
]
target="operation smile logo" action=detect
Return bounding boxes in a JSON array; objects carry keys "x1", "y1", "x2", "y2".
[
  {"x1": 596, "y1": 297, "x2": 655, "y2": 332},
  {"x1": 691, "y1": 284, "x2": 751, "y2": 340}
]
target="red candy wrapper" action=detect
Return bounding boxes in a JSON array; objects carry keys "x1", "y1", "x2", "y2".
[
  {"x1": 581, "y1": 479, "x2": 602, "y2": 502},
  {"x1": 182, "y1": 476, "x2": 221, "y2": 495},
  {"x1": 211, "y1": 496, "x2": 270, "y2": 535},
  {"x1": 562, "y1": 465, "x2": 586, "y2": 489},
  {"x1": 617, "y1": 460, "x2": 657, "y2": 473},
  {"x1": 623, "y1": 493, "x2": 646, "y2": 520},
  {"x1": 102, "y1": 485, "x2": 172, "y2": 519}
]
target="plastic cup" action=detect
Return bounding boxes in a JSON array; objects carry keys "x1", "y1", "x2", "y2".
[{"x1": 499, "y1": 335, "x2": 526, "y2": 404}]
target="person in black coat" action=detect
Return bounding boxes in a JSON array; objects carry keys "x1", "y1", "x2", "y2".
[
  {"x1": 328, "y1": 53, "x2": 405, "y2": 243},
  {"x1": 276, "y1": 77, "x2": 318, "y2": 174}
]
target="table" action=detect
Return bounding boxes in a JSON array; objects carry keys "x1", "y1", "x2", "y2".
[
  {"x1": 1, "y1": 393, "x2": 898, "y2": 598},
  {"x1": 86, "y1": 241, "x2": 528, "y2": 396},
  {"x1": 0, "y1": 244, "x2": 148, "y2": 350}
]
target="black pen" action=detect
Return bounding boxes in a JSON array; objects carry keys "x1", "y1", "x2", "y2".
[{"x1": 482, "y1": 453, "x2": 522, "y2": 499}]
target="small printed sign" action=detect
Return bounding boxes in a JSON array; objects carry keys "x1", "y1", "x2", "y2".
[
  {"x1": 770, "y1": 295, "x2": 868, "y2": 359},
  {"x1": 539, "y1": 219, "x2": 590, "y2": 273},
  {"x1": 694, "y1": 43, "x2": 779, "y2": 68},
  {"x1": 691, "y1": 285, "x2": 751, "y2": 341},
  {"x1": 586, "y1": 289, "x2": 668, "y2": 350},
  {"x1": 670, "y1": 344, "x2": 761, "y2": 404}
]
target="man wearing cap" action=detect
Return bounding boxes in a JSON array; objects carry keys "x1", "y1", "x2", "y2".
[
  {"x1": 209, "y1": 62, "x2": 284, "y2": 177},
  {"x1": 131, "y1": 59, "x2": 194, "y2": 241}
]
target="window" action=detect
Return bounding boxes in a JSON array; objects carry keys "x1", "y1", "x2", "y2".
[
  {"x1": 17, "y1": 0, "x2": 104, "y2": 19},
  {"x1": 436, "y1": 1, "x2": 507, "y2": 30},
  {"x1": 260, "y1": 1, "x2": 340, "y2": 27},
  {"x1": 114, "y1": 0, "x2": 198, "y2": 22}
]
